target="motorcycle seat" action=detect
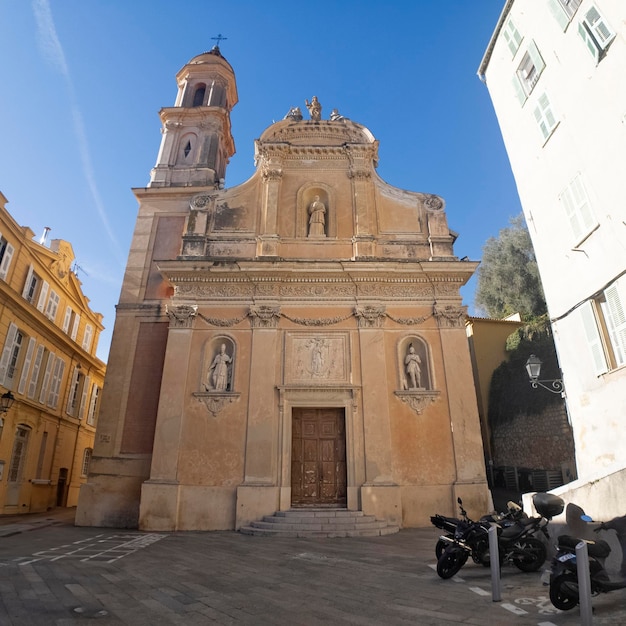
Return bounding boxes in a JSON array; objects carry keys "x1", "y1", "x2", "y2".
[{"x1": 558, "y1": 534, "x2": 611, "y2": 558}]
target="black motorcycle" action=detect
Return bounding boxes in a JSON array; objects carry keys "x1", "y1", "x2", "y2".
[
  {"x1": 436, "y1": 492, "x2": 563, "y2": 579},
  {"x1": 431, "y1": 497, "x2": 523, "y2": 560},
  {"x1": 549, "y1": 510, "x2": 626, "y2": 611}
]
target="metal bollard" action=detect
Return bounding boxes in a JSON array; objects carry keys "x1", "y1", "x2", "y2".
[
  {"x1": 576, "y1": 541, "x2": 593, "y2": 625},
  {"x1": 489, "y1": 524, "x2": 501, "y2": 602}
]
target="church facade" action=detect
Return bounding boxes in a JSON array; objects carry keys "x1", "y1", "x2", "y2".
[{"x1": 76, "y1": 48, "x2": 490, "y2": 531}]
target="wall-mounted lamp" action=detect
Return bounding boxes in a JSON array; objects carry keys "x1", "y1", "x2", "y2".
[
  {"x1": 525, "y1": 355, "x2": 564, "y2": 395},
  {"x1": 0, "y1": 391, "x2": 15, "y2": 414}
]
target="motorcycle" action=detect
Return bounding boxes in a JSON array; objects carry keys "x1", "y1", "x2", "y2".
[
  {"x1": 436, "y1": 492, "x2": 564, "y2": 579},
  {"x1": 431, "y1": 497, "x2": 524, "y2": 560},
  {"x1": 549, "y1": 509, "x2": 626, "y2": 611}
]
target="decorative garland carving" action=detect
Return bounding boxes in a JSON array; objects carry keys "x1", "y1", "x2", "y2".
[
  {"x1": 354, "y1": 305, "x2": 386, "y2": 328},
  {"x1": 281, "y1": 312, "x2": 352, "y2": 326},
  {"x1": 166, "y1": 305, "x2": 198, "y2": 328},
  {"x1": 261, "y1": 167, "x2": 283, "y2": 181},
  {"x1": 347, "y1": 167, "x2": 371, "y2": 180},
  {"x1": 197, "y1": 312, "x2": 247, "y2": 327},
  {"x1": 395, "y1": 390, "x2": 441, "y2": 415},
  {"x1": 433, "y1": 305, "x2": 467, "y2": 329},
  {"x1": 248, "y1": 305, "x2": 281, "y2": 328},
  {"x1": 193, "y1": 392, "x2": 240, "y2": 417},
  {"x1": 385, "y1": 312, "x2": 432, "y2": 326}
]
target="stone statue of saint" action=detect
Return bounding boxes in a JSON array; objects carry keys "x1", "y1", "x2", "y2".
[
  {"x1": 308, "y1": 195, "x2": 326, "y2": 237},
  {"x1": 284, "y1": 106, "x2": 303, "y2": 121},
  {"x1": 208, "y1": 343, "x2": 232, "y2": 391},
  {"x1": 405, "y1": 344, "x2": 422, "y2": 389},
  {"x1": 305, "y1": 96, "x2": 322, "y2": 121},
  {"x1": 329, "y1": 108, "x2": 344, "y2": 121}
]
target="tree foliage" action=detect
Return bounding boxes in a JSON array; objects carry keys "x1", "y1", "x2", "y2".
[{"x1": 475, "y1": 214, "x2": 546, "y2": 320}]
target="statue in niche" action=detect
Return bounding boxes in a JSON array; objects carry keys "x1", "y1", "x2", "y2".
[
  {"x1": 305, "y1": 96, "x2": 322, "y2": 121},
  {"x1": 308, "y1": 195, "x2": 327, "y2": 237},
  {"x1": 405, "y1": 344, "x2": 422, "y2": 389},
  {"x1": 207, "y1": 343, "x2": 233, "y2": 391}
]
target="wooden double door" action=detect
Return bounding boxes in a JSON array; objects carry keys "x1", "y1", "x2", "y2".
[{"x1": 291, "y1": 408, "x2": 347, "y2": 506}]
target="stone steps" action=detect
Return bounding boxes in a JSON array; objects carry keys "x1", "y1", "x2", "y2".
[{"x1": 239, "y1": 508, "x2": 400, "y2": 537}]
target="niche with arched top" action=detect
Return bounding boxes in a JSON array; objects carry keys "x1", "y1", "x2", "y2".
[
  {"x1": 203, "y1": 337, "x2": 236, "y2": 392},
  {"x1": 177, "y1": 133, "x2": 197, "y2": 165},
  {"x1": 297, "y1": 185, "x2": 334, "y2": 238},
  {"x1": 398, "y1": 336, "x2": 431, "y2": 391}
]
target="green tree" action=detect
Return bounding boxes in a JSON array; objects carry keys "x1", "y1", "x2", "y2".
[{"x1": 475, "y1": 214, "x2": 546, "y2": 320}]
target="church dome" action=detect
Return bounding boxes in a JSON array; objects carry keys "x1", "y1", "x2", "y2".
[
  {"x1": 187, "y1": 46, "x2": 235, "y2": 73},
  {"x1": 259, "y1": 118, "x2": 376, "y2": 147}
]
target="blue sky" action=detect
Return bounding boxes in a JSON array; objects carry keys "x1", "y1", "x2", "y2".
[{"x1": 0, "y1": 0, "x2": 520, "y2": 361}]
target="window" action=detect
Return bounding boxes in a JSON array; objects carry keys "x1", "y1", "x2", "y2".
[
  {"x1": 66, "y1": 366, "x2": 82, "y2": 416},
  {"x1": 81, "y1": 448, "x2": 92, "y2": 476},
  {"x1": 62, "y1": 306, "x2": 79, "y2": 337},
  {"x1": 17, "y1": 337, "x2": 36, "y2": 395},
  {"x1": 533, "y1": 93, "x2": 558, "y2": 141},
  {"x1": 45, "y1": 290, "x2": 60, "y2": 321},
  {"x1": 47, "y1": 356, "x2": 65, "y2": 408},
  {"x1": 38, "y1": 351, "x2": 55, "y2": 404},
  {"x1": 8, "y1": 426, "x2": 30, "y2": 483},
  {"x1": 192, "y1": 84, "x2": 206, "y2": 107},
  {"x1": 578, "y1": 5, "x2": 615, "y2": 62},
  {"x1": 0, "y1": 233, "x2": 14, "y2": 281},
  {"x1": 559, "y1": 174, "x2": 598, "y2": 244},
  {"x1": 87, "y1": 384, "x2": 100, "y2": 426},
  {"x1": 27, "y1": 345, "x2": 45, "y2": 399},
  {"x1": 502, "y1": 18, "x2": 523, "y2": 56},
  {"x1": 548, "y1": 0, "x2": 582, "y2": 29},
  {"x1": 0, "y1": 323, "x2": 23, "y2": 386},
  {"x1": 580, "y1": 278, "x2": 626, "y2": 374},
  {"x1": 514, "y1": 41, "x2": 545, "y2": 102},
  {"x1": 82, "y1": 324, "x2": 93, "y2": 352}
]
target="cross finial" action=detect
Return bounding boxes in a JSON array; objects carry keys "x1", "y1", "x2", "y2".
[{"x1": 211, "y1": 33, "x2": 227, "y2": 47}]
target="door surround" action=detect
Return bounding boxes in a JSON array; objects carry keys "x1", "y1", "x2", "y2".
[{"x1": 277, "y1": 386, "x2": 361, "y2": 512}]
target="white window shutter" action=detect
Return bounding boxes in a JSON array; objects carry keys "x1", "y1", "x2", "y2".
[
  {"x1": 511, "y1": 75, "x2": 527, "y2": 105},
  {"x1": 28, "y1": 345, "x2": 44, "y2": 399},
  {"x1": 0, "y1": 243, "x2": 14, "y2": 280},
  {"x1": 71, "y1": 314, "x2": 80, "y2": 341},
  {"x1": 528, "y1": 41, "x2": 545, "y2": 77},
  {"x1": 17, "y1": 337, "x2": 36, "y2": 395},
  {"x1": 39, "y1": 352, "x2": 55, "y2": 404},
  {"x1": 79, "y1": 375, "x2": 91, "y2": 420},
  {"x1": 22, "y1": 265, "x2": 34, "y2": 298},
  {"x1": 580, "y1": 301, "x2": 608, "y2": 375},
  {"x1": 63, "y1": 307, "x2": 72, "y2": 332},
  {"x1": 82, "y1": 324, "x2": 93, "y2": 351},
  {"x1": 0, "y1": 322, "x2": 18, "y2": 385},
  {"x1": 37, "y1": 281, "x2": 49, "y2": 312}
]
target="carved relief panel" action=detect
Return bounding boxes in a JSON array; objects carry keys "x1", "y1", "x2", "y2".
[{"x1": 284, "y1": 332, "x2": 350, "y2": 385}]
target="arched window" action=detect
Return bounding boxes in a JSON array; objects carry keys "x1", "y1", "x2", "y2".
[
  {"x1": 81, "y1": 448, "x2": 92, "y2": 477},
  {"x1": 192, "y1": 84, "x2": 206, "y2": 107}
]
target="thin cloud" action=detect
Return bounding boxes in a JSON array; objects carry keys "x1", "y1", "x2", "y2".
[{"x1": 32, "y1": 0, "x2": 126, "y2": 266}]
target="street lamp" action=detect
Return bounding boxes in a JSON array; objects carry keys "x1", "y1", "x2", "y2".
[
  {"x1": 525, "y1": 355, "x2": 564, "y2": 395},
  {"x1": 0, "y1": 391, "x2": 14, "y2": 414}
]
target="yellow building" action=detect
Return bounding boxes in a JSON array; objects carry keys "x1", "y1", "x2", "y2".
[{"x1": 0, "y1": 191, "x2": 105, "y2": 514}]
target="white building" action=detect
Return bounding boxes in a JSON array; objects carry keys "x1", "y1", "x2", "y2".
[{"x1": 478, "y1": 0, "x2": 626, "y2": 516}]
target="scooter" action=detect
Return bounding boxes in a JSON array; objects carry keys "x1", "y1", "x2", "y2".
[
  {"x1": 436, "y1": 492, "x2": 563, "y2": 579},
  {"x1": 430, "y1": 498, "x2": 524, "y2": 560},
  {"x1": 549, "y1": 509, "x2": 626, "y2": 611}
]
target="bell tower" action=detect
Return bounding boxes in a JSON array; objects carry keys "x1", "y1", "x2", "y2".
[{"x1": 149, "y1": 45, "x2": 238, "y2": 188}]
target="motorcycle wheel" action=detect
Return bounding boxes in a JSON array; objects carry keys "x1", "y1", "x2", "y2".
[
  {"x1": 436, "y1": 545, "x2": 469, "y2": 579},
  {"x1": 435, "y1": 537, "x2": 450, "y2": 560},
  {"x1": 472, "y1": 537, "x2": 492, "y2": 567},
  {"x1": 514, "y1": 537, "x2": 547, "y2": 572},
  {"x1": 549, "y1": 572, "x2": 579, "y2": 611}
]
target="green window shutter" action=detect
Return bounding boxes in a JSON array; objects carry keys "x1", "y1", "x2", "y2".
[
  {"x1": 547, "y1": 0, "x2": 570, "y2": 31},
  {"x1": 580, "y1": 301, "x2": 609, "y2": 375},
  {"x1": 578, "y1": 21, "x2": 599, "y2": 61},
  {"x1": 528, "y1": 41, "x2": 546, "y2": 77},
  {"x1": 560, "y1": 185, "x2": 583, "y2": 240},
  {"x1": 604, "y1": 283, "x2": 626, "y2": 367},
  {"x1": 512, "y1": 75, "x2": 527, "y2": 105}
]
